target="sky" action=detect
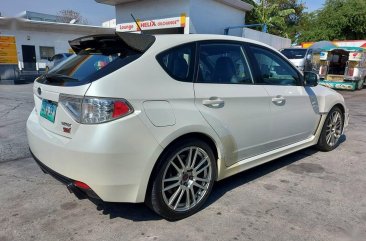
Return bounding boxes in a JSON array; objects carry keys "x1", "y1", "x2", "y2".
[
  {"x1": 0, "y1": 0, "x2": 325, "y2": 26},
  {"x1": 304, "y1": 0, "x2": 326, "y2": 12},
  {"x1": 0, "y1": 0, "x2": 115, "y2": 25}
]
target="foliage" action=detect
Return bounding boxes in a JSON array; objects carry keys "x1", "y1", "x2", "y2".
[
  {"x1": 298, "y1": 0, "x2": 366, "y2": 42},
  {"x1": 242, "y1": 0, "x2": 366, "y2": 42},
  {"x1": 56, "y1": 9, "x2": 88, "y2": 25},
  {"x1": 242, "y1": 0, "x2": 298, "y2": 39}
]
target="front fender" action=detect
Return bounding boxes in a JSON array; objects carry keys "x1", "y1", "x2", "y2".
[{"x1": 310, "y1": 85, "x2": 347, "y2": 114}]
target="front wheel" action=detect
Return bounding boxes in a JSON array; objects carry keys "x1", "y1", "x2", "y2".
[
  {"x1": 147, "y1": 139, "x2": 217, "y2": 221},
  {"x1": 357, "y1": 78, "x2": 365, "y2": 90},
  {"x1": 316, "y1": 107, "x2": 344, "y2": 151}
]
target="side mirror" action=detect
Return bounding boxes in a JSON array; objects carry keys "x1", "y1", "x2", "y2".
[
  {"x1": 306, "y1": 54, "x2": 312, "y2": 60},
  {"x1": 304, "y1": 71, "x2": 319, "y2": 87}
]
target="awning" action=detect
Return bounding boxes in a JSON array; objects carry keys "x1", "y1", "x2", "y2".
[{"x1": 321, "y1": 46, "x2": 365, "y2": 52}]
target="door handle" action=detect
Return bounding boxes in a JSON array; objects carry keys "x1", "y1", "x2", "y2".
[
  {"x1": 271, "y1": 95, "x2": 286, "y2": 105},
  {"x1": 202, "y1": 97, "x2": 225, "y2": 108}
]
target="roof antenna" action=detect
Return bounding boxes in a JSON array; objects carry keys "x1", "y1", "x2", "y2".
[{"x1": 131, "y1": 14, "x2": 143, "y2": 34}]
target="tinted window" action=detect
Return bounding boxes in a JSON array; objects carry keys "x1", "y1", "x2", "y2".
[
  {"x1": 280, "y1": 48, "x2": 307, "y2": 59},
  {"x1": 52, "y1": 54, "x2": 63, "y2": 61},
  {"x1": 37, "y1": 50, "x2": 141, "y2": 86},
  {"x1": 157, "y1": 43, "x2": 195, "y2": 82},
  {"x1": 249, "y1": 46, "x2": 300, "y2": 86},
  {"x1": 197, "y1": 43, "x2": 253, "y2": 84}
]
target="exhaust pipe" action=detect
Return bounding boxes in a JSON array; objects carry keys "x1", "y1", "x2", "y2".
[{"x1": 66, "y1": 183, "x2": 87, "y2": 200}]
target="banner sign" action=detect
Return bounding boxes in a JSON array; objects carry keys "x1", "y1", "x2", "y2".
[
  {"x1": 349, "y1": 52, "x2": 363, "y2": 61},
  {"x1": 116, "y1": 15, "x2": 186, "y2": 32},
  {"x1": 0, "y1": 36, "x2": 18, "y2": 64},
  {"x1": 0, "y1": 36, "x2": 16, "y2": 43}
]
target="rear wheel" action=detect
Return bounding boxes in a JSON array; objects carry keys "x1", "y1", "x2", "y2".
[
  {"x1": 316, "y1": 106, "x2": 344, "y2": 151},
  {"x1": 147, "y1": 139, "x2": 217, "y2": 221}
]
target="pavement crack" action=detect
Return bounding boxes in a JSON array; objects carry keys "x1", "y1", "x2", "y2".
[
  {"x1": 0, "y1": 156, "x2": 32, "y2": 165},
  {"x1": 0, "y1": 102, "x2": 22, "y2": 118},
  {"x1": 0, "y1": 173, "x2": 47, "y2": 184},
  {"x1": 0, "y1": 120, "x2": 26, "y2": 128}
]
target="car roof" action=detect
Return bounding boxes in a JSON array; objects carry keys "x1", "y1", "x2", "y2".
[
  {"x1": 149, "y1": 34, "x2": 277, "y2": 53},
  {"x1": 281, "y1": 48, "x2": 308, "y2": 50}
]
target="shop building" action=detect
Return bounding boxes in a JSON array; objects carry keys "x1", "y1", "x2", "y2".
[
  {"x1": 96, "y1": 0, "x2": 291, "y2": 49},
  {"x1": 0, "y1": 11, "x2": 113, "y2": 81},
  {"x1": 97, "y1": 0, "x2": 253, "y2": 35}
]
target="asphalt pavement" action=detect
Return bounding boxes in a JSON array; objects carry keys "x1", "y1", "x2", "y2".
[{"x1": 0, "y1": 84, "x2": 365, "y2": 241}]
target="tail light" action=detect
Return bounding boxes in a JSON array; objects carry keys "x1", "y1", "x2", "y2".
[
  {"x1": 59, "y1": 94, "x2": 133, "y2": 124},
  {"x1": 74, "y1": 181, "x2": 90, "y2": 190}
]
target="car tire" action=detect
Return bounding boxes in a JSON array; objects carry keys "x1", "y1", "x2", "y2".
[
  {"x1": 146, "y1": 138, "x2": 217, "y2": 221},
  {"x1": 357, "y1": 78, "x2": 365, "y2": 90},
  {"x1": 316, "y1": 106, "x2": 344, "y2": 152}
]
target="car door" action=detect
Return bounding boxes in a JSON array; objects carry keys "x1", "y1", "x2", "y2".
[
  {"x1": 245, "y1": 44, "x2": 321, "y2": 149},
  {"x1": 194, "y1": 42, "x2": 271, "y2": 166}
]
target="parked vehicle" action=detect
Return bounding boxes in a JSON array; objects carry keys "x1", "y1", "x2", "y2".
[
  {"x1": 27, "y1": 33, "x2": 348, "y2": 220},
  {"x1": 280, "y1": 48, "x2": 311, "y2": 72},
  {"x1": 301, "y1": 41, "x2": 366, "y2": 90},
  {"x1": 45, "y1": 53, "x2": 73, "y2": 72},
  {"x1": 317, "y1": 47, "x2": 366, "y2": 90}
]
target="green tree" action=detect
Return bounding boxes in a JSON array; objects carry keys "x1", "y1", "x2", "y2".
[
  {"x1": 242, "y1": 0, "x2": 297, "y2": 38},
  {"x1": 298, "y1": 0, "x2": 366, "y2": 42},
  {"x1": 268, "y1": 0, "x2": 306, "y2": 40}
]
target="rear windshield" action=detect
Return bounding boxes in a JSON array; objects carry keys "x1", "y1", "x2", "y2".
[
  {"x1": 37, "y1": 43, "x2": 142, "y2": 86},
  {"x1": 280, "y1": 49, "x2": 307, "y2": 59}
]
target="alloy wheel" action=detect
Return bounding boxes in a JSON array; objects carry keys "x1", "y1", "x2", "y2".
[
  {"x1": 161, "y1": 147, "x2": 212, "y2": 212},
  {"x1": 325, "y1": 110, "x2": 342, "y2": 147}
]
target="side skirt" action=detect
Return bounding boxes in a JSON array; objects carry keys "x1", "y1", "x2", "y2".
[{"x1": 216, "y1": 114, "x2": 327, "y2": 181}]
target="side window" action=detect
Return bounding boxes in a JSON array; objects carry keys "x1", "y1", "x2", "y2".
[
  {"x1": 157, "y1": 43, "x2": 194, "y2": 82},
  {"x1": 197, "y1": 43, "x2": 253, "y2": 84},
  {"x1": 39, "y1": 46, "x2": 55, "y2": 60},
  {"x1": 248, "y1": 45, "x2": 300, "y2": 86},
  {"x1": 52, "y1": 54, "x2": 62, "y2": 61}
]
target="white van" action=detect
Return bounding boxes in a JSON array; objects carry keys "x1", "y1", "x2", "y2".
[{"x1": 280, "y1": 48, "x2": 311, "y2": 72}]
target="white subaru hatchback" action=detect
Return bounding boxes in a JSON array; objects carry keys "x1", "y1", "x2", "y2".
[{"x1": 27, "y1": 32, "x2": 348, "y2": 220}]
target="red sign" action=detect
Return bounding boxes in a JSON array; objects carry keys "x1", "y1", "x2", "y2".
[{"x1": 117, "y1": 16, "x2": 185, "y2": 32}]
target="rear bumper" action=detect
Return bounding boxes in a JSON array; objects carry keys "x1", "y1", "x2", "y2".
[
  {"x1": 27, "y1": 108, "x2": 163, "y2": 203},
  {"x1": 31, "y1": 150, "x2": 99, "y2": 200}
]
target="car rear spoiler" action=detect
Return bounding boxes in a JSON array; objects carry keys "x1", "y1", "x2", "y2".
[{"x1": 69, "y1": 32, "x2": 156, "y2": 54}]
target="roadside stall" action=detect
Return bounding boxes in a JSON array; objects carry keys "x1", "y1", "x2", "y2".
[
  {"x1": 305, "y1": 41, "x2": 366, "y2": 90},
  {"x1": 318, "y1": 46, "x2": 366, "y2": 90}
]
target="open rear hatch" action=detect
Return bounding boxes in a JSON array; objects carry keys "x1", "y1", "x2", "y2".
[{"x1": 33, "y1": 32, "x2": 155, "y2": 138}]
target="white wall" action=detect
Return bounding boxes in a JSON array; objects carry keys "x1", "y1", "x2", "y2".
[
  {"x1": 0, "y1": 18, "x2": 113, "y2": 71},
  {"x1": 115, "y1": 0, "x2": 246, "y2": 35},
  {"x1": 102, "y1": 19, "x2": 117, "y2": 28},
  {"x1": 115, "y1": 0, "x2": 191, "y2": 24},
  {"x1": 189, "y1": 0, "x2": 245, "y2": 35},
  {"x1": 0, "y1": 29, "x2": 80, "y2": 65},
  {"x1": 242, "y1": 28, "x2": 291, "y2": 50}
]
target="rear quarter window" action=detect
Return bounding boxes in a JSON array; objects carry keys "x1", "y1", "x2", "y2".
[{"x1": 156, "y1": 43, "x2": 195, "y2": 82}]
